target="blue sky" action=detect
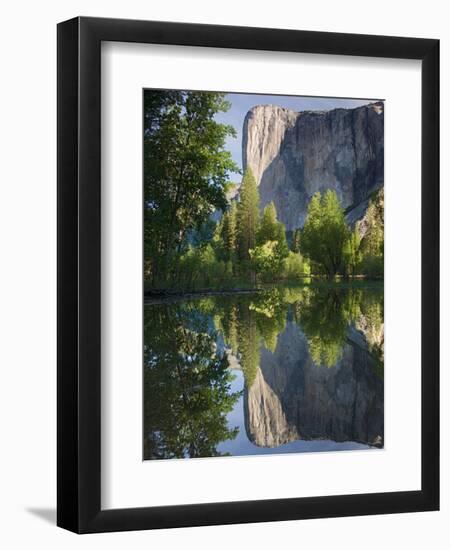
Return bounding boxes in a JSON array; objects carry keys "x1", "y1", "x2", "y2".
[{"x1": 215, "y1": 93, "x2": 380, "y2": 181}]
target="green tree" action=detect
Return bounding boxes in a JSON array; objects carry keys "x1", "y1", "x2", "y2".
[
  {"x1": 253, "y1": 202, "x2": 289, "y2": 279},
  {"x1": 282, "y1": 251, "x2": 311, "y2": 280},
  {"x1": 361, "y1": 189, "x2": 384, "y2": 257},
  {"x1": 359, "y1": 189, "x2": 384, "y2": 278},
  {"x1": 301, "y1": 190, "x2": 349, "y2": 278},
  {"x1": 274, "y1": 220, "x2": 290, "y2": 261},
  {"x1": 257, "y1": 202, "x2": 279, "y2": 245},
  {"x1": 249, "y1": 241, "x2": 279, "y2": 279},
  {"x1": 220, "y1": 201, "x2": 238, "y2": 262},
  {"x1": 144, "y1": 90, "x2": 238, "y2": 288},
  {"x1": 343, "y1": 228, "x2": 362, "y2": 277},
  {"x1": 291, "y1": 228, "x2": 302, "y2": 253},
  {"x1": 237, "y1": 168, "x2": 260, "y2": 264}
]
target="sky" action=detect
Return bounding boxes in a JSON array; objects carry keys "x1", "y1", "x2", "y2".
[{"x1": 215, "y1": 93, "x2": 380, "y2": 181}]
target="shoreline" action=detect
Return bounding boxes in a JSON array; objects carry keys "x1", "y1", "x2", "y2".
[
  {"x1": 144, "y1": 287, "x2": 263, "y2": 304},
  {"x1": 144, "y1": 280, "x2": 383, "y2": 304}
]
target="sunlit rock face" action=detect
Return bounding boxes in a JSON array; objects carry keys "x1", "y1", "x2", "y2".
[
  {"x1": 242, "y1": 102, "x2": 384, "y2": 230},
  {"x1": 244, "y1": 321, "x2": 384, "y2": 448}
]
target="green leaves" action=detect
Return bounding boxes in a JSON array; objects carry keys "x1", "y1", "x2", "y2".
[
  {"x1": 250, "y1": 202, "x2": 289, "y2": 281},
  {"x1": 343, "y1": 228, "x2": 363, "y2": 277},
  {"x1": 144, "y1": 90, "x2": 239, "y2": 288},
  {"x1": 237, "y1": 168, "x2": 260, "y2": 262},
  {"x1": 359, "y1": 189, "x2": 384, "y2": 278},
  {"x1": 302, "y1": 190, "x2": 349, "y2": 277},
  {"x1": 220, "y1": 201, "x2": 238, "y2": 262}
]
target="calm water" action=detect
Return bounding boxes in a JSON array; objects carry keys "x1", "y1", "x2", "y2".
[{"x1": 143, "y1": 285, "x2": 384, "y2": 460}]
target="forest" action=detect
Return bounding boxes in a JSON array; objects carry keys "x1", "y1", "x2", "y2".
[{"x1": 144, "y1": 90, "x2": 384, "y2": 293}]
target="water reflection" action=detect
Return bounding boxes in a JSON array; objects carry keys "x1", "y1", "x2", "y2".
[
  {"x1": 143, "y1": 285, "x2": 384, "y2": 460},
  {"x1": 143, "y1": 307, "x2": 240, "y2": 459}
]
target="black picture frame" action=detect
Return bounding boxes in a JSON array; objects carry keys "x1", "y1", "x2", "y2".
[{"x1": 57, "y1": 16, "x2": 439, "y2": 533}]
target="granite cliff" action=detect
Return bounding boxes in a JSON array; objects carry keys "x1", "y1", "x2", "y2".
[{"x1": 242, "y1": 102, "x2": 384, "y2": 230}]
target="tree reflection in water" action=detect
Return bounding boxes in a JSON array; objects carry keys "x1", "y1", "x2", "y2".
[
  {"x1": 144, "y1": 284, "x2": 384, "y2": 459},
  {"x1": 144, "y1": 305, "x2": 240, "y2": 460}
]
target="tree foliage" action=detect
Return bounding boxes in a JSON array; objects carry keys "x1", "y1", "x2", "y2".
[
  {"x1": 301, "y1": 190, "x2": 349, "y2": 278},
  {"x1": 220, "y1": 201, "x2": 238, "y2": 262},
  {"x1": 291, "y1": 228, "x2": 302, "y2": 253},
  {"x1": 283, "y1": 251, "x2": 311, "y2": 280},
  {"x1": 250, "y1": 202, "x2": 289, "y2": 280},
  {"x1": 343, "y1": 228, "x2": 363, "y2": 277},
  {"x1": 144, "y1": 90, "x2": 238, "y2": 287},
  {"x1": 257, "y1": 202, "x2": 279, "y2": 245},
  {"x1": 359, "y1": 189, "x2": 384, "y2": 278},
  {"x1": 237, "y1": 168, "x2": 260, "y2": 263}
]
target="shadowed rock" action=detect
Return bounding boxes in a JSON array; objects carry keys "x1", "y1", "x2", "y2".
[{"x1": 244, "y1": 321, "x2": 384, "y2": 448}]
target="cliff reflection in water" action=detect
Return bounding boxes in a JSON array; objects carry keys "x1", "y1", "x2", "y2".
[{"x1": 143, "y1": 285, "x2": 384, "y2": 460}]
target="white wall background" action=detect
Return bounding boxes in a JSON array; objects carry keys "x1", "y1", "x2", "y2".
[{"x1": 0, "y1": 0, "x2": 447, "y2": 547}]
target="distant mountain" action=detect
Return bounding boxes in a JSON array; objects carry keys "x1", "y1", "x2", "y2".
[{"x1": 242, "y1": 102, "x2": 384, "y2": 230}]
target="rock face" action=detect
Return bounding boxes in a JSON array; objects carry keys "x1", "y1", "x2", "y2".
[
  {"x1": 242, "y1": 102, "x2": 384, "y2": 230},
  {"x1": 244, "y1": 321, "x2": 384, "y2": 448}
]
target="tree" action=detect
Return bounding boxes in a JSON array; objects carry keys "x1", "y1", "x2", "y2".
[
  {"x1": 253, "y1": 202, "x2": 289, "y2": 279},
  {"x1": 144, "y1": 90, "x2": 239, "y2": 288},
  {"x1": 301, "y1": 190, "x2": 349, "y2": 278},
  {"x1": 249, "y1": 241, "x2": 279, "y2": 279},
  {"x1": 359, "y1": 189, "x2": 384, "y2": 279},
  {"x1": 237, "y1": 168, "x2": 260, "y2": 263},
  {"x1": 282, "y1": 251, "x2": 310, "y2": 280},
  {"x1": 291, "y1": 228, "x2": 302, "y2": 253},
  {"x1": 257, "y1": 202, "x2": 279, "y2": 245},
  {"x1": 220, "y1": 201, "x2": 238, "y2": 262},
  {"x1": 274, "y1": 219, "x2": 290, "y2": 262},
  {"x1": 343, "y1": 228, "x2": 362, "y2": 277},
  {"x1": 360, "y1": 189, "x2": 384, "y2": 257}
]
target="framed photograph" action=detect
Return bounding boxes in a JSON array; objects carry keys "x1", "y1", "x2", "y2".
[{"x1": 57, "y1": 17, "x2": 439, "y2": 533}]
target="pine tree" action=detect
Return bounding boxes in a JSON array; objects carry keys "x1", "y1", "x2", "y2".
[
  {"x1": 292, "y1": 228, "x2": 302, "y2": 253},
  {"x1": 220, "y1": 201, "x2": 237, "y2": 261},
  {"x1": 237, "y1": 168, "x2": 260, "y2": 263},
  {"x1": 274, "y1": 219, "x2": 289, "y2": 261},
  {"x1": 257, "y1": 202, "x2": 278, "y2": 245}
]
